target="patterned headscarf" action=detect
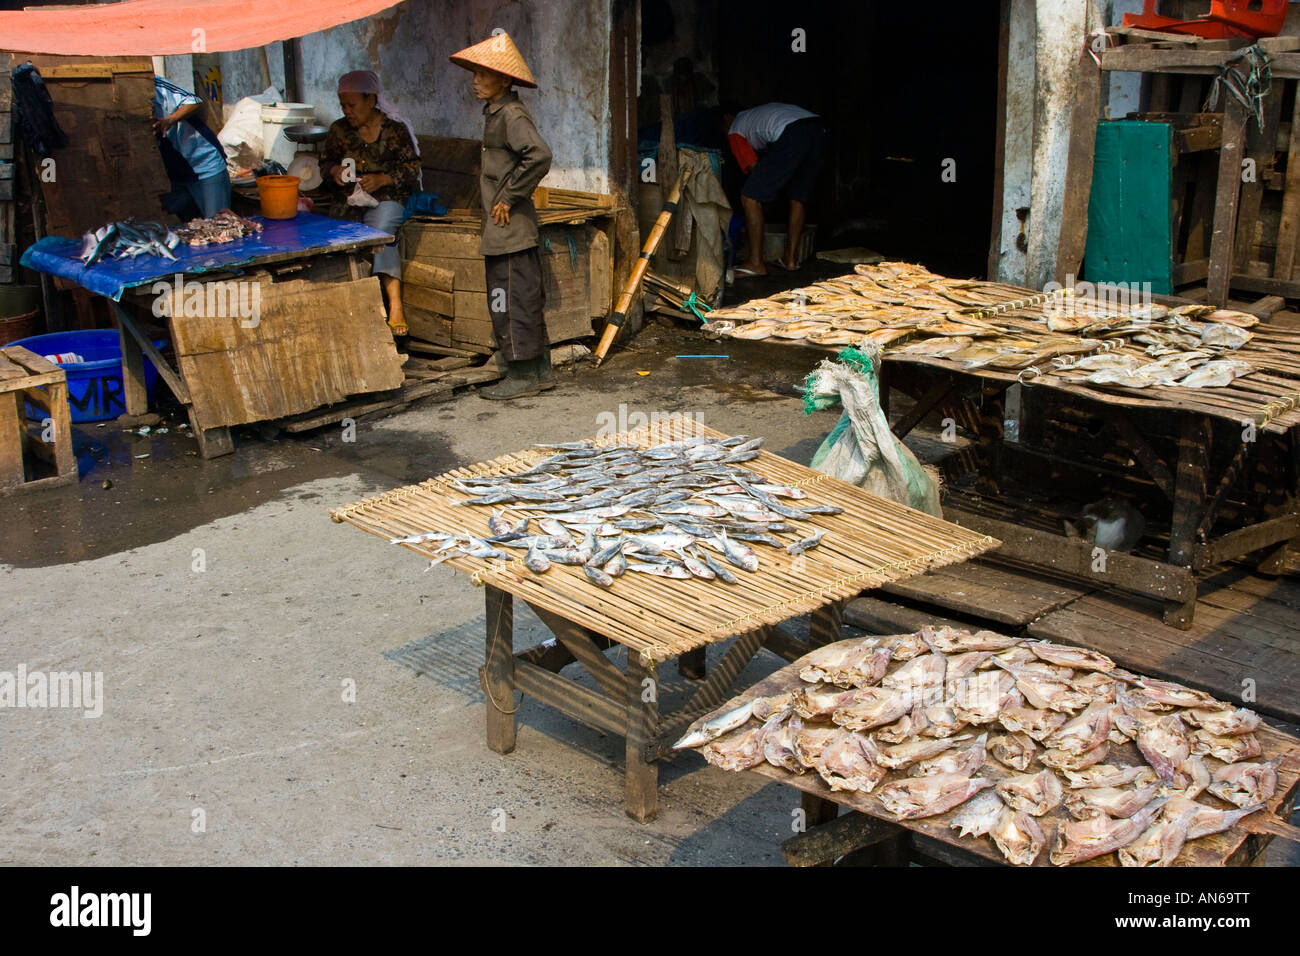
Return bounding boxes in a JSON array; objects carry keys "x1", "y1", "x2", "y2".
[{"x1": 337, "y1": 70, "x2": 421, "y2": 159}]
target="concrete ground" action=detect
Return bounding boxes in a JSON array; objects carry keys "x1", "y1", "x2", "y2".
[{"x1": 1, "y1": 320, "x2": 1295, "y2": 865}]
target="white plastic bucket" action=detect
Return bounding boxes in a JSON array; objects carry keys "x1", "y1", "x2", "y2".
[{"x1": 260, "y1": 103, "x2": 316, "y2": 167}]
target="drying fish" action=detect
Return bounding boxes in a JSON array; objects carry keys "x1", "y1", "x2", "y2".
[
  {"x1": 882, "y1": 652, "x2": 947, "y2": 698},
  {"x1": 920, "y1": 698, "x2": 969, "y2": 738},
  {"x1": 792, "y1": 724, "x2": 842, "y2": 769},
  {"x1": 1207, "y1": 758, "x2": 1280, "y2": 809},
  {"x1": 1063, "y1": 764, "x2": 1157, "y2": 790},
  {"x1": 876, "y1": 734, "x2": 969, "y2": 771},
  {"x1": 995, "y1": 660, "x2": 1091, "y2": 713},
  {"x1": 832, "y1": 686, "x2": 914, "y2": 732},
  {"x1": 174, "y1": 210, "x2": 263, "y2": 246},
  {"x1": 950, "y1": 790, "x2": 1006, "y2": 839},
  {"x1": 1176, "y1": 359, "x2": 1253, "y2": 388},
  {"x1": 1190, "y1": 729, "x2": 1261, "y2": 764},
  {"x1": 1201, "y1": 323, "x2": 1252, "y2": 349},
  {"x1": 673, "y1": 698, "x2": 757, "y2": 749},
  {"x1": 1136, "y1": 677, "x2": 1220, "y2": 709},
  {"x1": 999, "y1": 706, "x2": 1068, "y2": 742},
  {"x1": 1064, "y1": 781, "x2": 1161, "y2": 820},
  {"x1": 943, "y1": 651, "x2": 995, "y2": 695},
  {"x1": 1044, "y1": 700, "x2": 1112, "y2": 755},
  {"x1": 1118, "y1": 804, "x2": 1200, "y2": 868},
  {"x1": 793, "y1": 685, "x2": 861, "y2": 720},
  {"x1": 1070, "y1": 672, "x2": 1118, "y2": 703},
  {"x1": 785, "y1": 529, "x2": 827, "y2": 556},
  {"x1": 920, "y1": 626, "x2": 1021, "y2": 653},
  {"x1": 989, "y1": 808, "x2": 1047, "y2": 866},
  {"x1": 1162, "y1": 794, "x2": 1264, "y2": 840},
  {"x1": 875, "y1": 705, "x2": 932, "y2": 743},
  {"x1": 815, "y1": 730, "x2": 887, "y2": 793},
  {"x1": 625, "y1": 561, "x2": 692, "y2": 579},
  {"x1": 1026, "y1": 641, "x2": 1115, "y2": 673},
  {"x1": 1039, "y1": 742, "x2": 1109, "y2": 773},
  {"x1": 988, "y1": 732, "x2": 1038, "y2": 772},
  {"x1": 763, "y1": 716, "x2": 804, "y2": 772},
  {"x1": 700, "y1": 712, "x2": 785, "y2": 771},
  {"x1": 952, "y1": 670, "x2": 1021, "y2": 725},
  {"x1": 878, "y1": 774, "x2": 994, "y2": 820},
  {"x1": 799, "y1": 639, "x2": 891, "y2": 689},
  {"x1": 997, "y1": 768, "x2": 1064, "y2": 816},
  {"x1": 1181, "y1": 707, "x2": 1260, "y2": 737},
  {"x1": 1137, "y1": 714, "x2": 1192, "y2": 787},
  {"x1": 911, "y1": 733, "x2": 987, "y2": 777},
  {"x1": 751, "y1": 692, "x2": 795, "y2": 720},
  {"x1": 1050, "y1": 800, "x2": 1166, "y2": 866}
]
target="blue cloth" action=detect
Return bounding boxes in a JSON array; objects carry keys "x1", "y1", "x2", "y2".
[
  {"x1": 153, "y1": 76, "x2": 227, "y2": 181},
  {"x1": 20, "y1": 213, "x2": 395, "y2": 301}
]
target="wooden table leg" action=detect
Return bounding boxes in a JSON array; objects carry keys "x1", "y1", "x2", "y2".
[
  {"x1": 677, "y1": 647, "x2": 706, "y2": 680},
  {"x1": 484, "y1": 585, "x2": 517, "y2": 755},
  {"x1": 803, "y1": 791, "x2": 838, "y2": 827},
  {"x1": 186, "y1": 407, "x2": 235, "y2": 459},
  {"x1": 809, "y1": 600, "x2": 844, "y2": 649},
  {"x1": 114, "y1": 308, "x2": 149, "y2": 416},
  {"x1": 625, "y1": 651, "x2": 659, "y2": 822},
  {"x1": 1165, "y1": 415, "x2": 1210, "y2": 628}
]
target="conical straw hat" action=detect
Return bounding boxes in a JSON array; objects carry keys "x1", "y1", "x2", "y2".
[{"x1": 449, "y1": 33, "x2": 537, "y2": 89}]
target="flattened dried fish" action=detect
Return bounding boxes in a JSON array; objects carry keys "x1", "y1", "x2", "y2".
[
  {"x1": 832, "y1": 687, "x2": 915, "y2": 732},
  {"x1": 950, "y1": 789, "x2": 1006, "y2": 838},
  {"x1": 878, "y1": 774, "x2": 995, "y2": 820},
  {"x1": 1181, "y1": 707, "x2": 1260, "y2": 737},
  {"x1": 989, "y1": 732, "x2": 1038, "y2": 772},
  {"x1": 1027, "y1": 641, "x2": 1115, "y2": 673},
  {"x1": 990, "y1": 807, "x2": 1047, "y2": 866},
  {"x1": 1063, "y1": 764, "x2": 1158, "y2": 789},
  {"x1": 998, "y1": 706, "x2": 1069, "y2": 742},
  {"x1": 1064, "y1": 781, "x2": 1160, "y2": 820},
  {"x1": 792, "y1": 724, "x2": 842, "y2": 769},
  {"x1": 996, "y1": 768, "x2": 1064, "y2": 816},
  {"x1": 876, "y1": 734, "x2": 970, "y2": 770},
  {"x1": 1039, "y1": 742, "x2": 1109, "y2": 773},
  {"x1": 1136, "y1": 678, "x2": 1220, "y2": 709},
  {"x1": 816, "y1": 730, "x2": 887, "y2": 793},
  {"x1": 1207, "y1": 758, "x2": 1280, "y2": 809},
  {"x1": 1137, "y1": 714, "x2": 1192, "y2": 787},
  {"x1": 1044, "y1": 700, "x2": 1112, "y2": 755},
  {"x1": 911, "y1": 733, "x2": 987, "y2": 777},
  {"x1": 1118, "y1": 805, "x2": 1199, "y2": 868},
  {"x1": 793, "y1": 685, "x2": 860, "y2": 720},
  {"x1": 953, "y1": 670, "x2": 1022, "y2": 726},
  {"x1": 920, "y1": 626, "x2": 1022, "y2": 653},
  {"x1": 1190, "y1": 729, "x2": 1261, "y2": 764},
  {"x1": 763, "y1": 715, "x2": 804, "y2": 772},
  {"x1": 1050, "y1": 800, "x2": 1165, "y2": 866},
  {"x1": 701, "y1": 716, "x2": 776, "y2": 771},
  {"x1": 1162, "y1": 794, "x2": 1264, "y2": 840}
]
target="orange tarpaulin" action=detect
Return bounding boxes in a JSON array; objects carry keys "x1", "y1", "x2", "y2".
[{"x1": 0, "y1": 0, "x2": 405, "y2": 56}]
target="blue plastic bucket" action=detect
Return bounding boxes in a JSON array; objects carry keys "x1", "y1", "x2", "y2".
[{"x1": 5, "y1": 330, "x2": 165, "y2": 422}]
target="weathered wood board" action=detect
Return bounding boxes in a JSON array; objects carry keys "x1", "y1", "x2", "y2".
[
  {"x1": 882, "y1": 559, "x2": 1097, "y2": 627},
  {"x1": 165, "y1": 275, "x2": 405, "y2": 429}
]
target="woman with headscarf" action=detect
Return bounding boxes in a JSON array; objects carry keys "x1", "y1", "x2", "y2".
[{"x1": 320, "y1": 70, "x2": 421, "y2": 336}]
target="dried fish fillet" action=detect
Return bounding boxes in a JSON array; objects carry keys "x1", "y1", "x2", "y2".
[
  {"x1": 988, "y1": 732, "x2": 1038, "y2": 771},
  {"x1": 950, "y1": 790, "x2": 1005, "y2": 838},
  {"x1": 998, "y1": 706, "x2": 1068, "y2": 742},
  {"x1": 1162, "y1": 794, "x2": 1264, "y2": 840},
  {"x1": 1181, "y1": 707, "x2": 1260, "y2": 737},
  {"x1": 1137, "y1": 714, "x2": 1192, "y2": 787},
  {"x1": 1207, "y1": 758, "x2": 1280, "y2": 809},
  {"x1": 815, "y1": 730, "x2": 887, "y2": 793},
  {"x1": 1190, "y1": 729, "x2": 1261, "y2": 764},
  {"x1": 878, "y1": 774, "x2": 995, "y2": 820},
  {"x1": 1119, "y1": 805, "x2": 1198, "y2": 868},
  {"x1": 832, "y1": 687, "x2": 914, "y2": 732},
  {"x1": 1044, "y1": 701, "x2": 1112, "y2": 755},
  {"x1": 1065, "y1": 782, "x2": 1161, "y2": 820},
  {"x1": 1027, "y1": 641, "x2": 1115, "y2": 673},
  {"x1": 1039, "y1": 742, "x2": 1110, "y2": 773},
  {"x1": 997, "y1": 768, "x2": 1064, "y2": 816},
  {"x1": 877, "y1": 734, "x2": 970, "y2": 770},
  {"x1": 990, "y1": 807, "x2": 1047, "y2": 866},
  {"x1": 911, "y1": 733, "x2": 987, "y2": 777},
  {"x1": 1063, "y1": 764, "x2": 1158, "y2": 789},
  {"x1": 1050, "y1": 800, "x2": 1165, "y2": 866}
]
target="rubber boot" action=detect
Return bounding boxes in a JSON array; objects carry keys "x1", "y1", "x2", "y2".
[
  {"x1": 535, "y1": 351, "x2": 556, "y2": 391},
  {"x1": 479, "y1": 359, "x2": 540, "y2": 401}
]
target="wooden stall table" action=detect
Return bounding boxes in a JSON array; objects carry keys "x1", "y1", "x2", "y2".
[
  {"x1": 679, "y1": 633, "x2": 1300, "y2": 867},
  {"x1": 708, "y1": 269, "x2": 1300, "y2": 628},
  {"x1": 330, "y1": 415, "x2": 998, "y2": 821},
  {"x1": 20, "y1": 213, "x2": 406, "y2": 457}
]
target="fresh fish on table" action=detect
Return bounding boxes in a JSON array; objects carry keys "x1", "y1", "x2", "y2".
[
  {"x1": 1207, "y1": 758, "x2": 1281, "y2": 809},
  {"x1": 1050, "y1": 800, "x2": 1166, "y2": 866},
  {"x1": 878, "y1": 773, "x2": 995, "y2": 820},
  {"x1": 949, "y1": 790, "x2": 1006, "y2": 838},
  {"x1": 997, "y1": 768, "x2": 1064, "y2": 816}
]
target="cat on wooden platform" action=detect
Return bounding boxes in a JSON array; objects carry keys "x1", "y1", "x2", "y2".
[{"x1": 1064, "y1": 496, "x2": 1146, "y2": 553}]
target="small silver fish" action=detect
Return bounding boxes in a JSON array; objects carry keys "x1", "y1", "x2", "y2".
[
  {"x1": 673, "y1": 699, "x2": 756, "y2": 749},
  {"x1": 584, "y1": 564, "x2": 614, "y2": 588},
  {"x1": 786, "y1": 529, "x2": 827, "y2": 556}
]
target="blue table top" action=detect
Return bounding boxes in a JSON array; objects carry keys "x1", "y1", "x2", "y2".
[{"x1": 19, "y1": 213, "x2": 394, "y2": 301}]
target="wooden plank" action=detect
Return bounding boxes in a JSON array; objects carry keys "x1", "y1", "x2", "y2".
[
  {"x1": 1195, "y1": 513, "x2": 1300, "y2": 570},
  {"x1": 277, "y1": 378, "x2": 456, "y2": 432},
  {"x1": 1275, "y1": 86, "x2": 1300, "y2": 282},
  {"x1": 783, "y1": 808, "x2": 905, "y2": 868},
  {"x1": 1207, "y1": 98, "x2": 1246, "y2": 307},
  {"x1": 1055, "y1": 52, "x2": 1103, "y2": 286},
  {"x1": 1234, "y1": 83, "x2": 1284, "y2": 274},
  {"x1": 113, "y1": 305, "x2": 190, "y2": 405},
  {"x1": 403, "y1": 340, "x2": 479, "y2": 359},
  {"x1": 512, "y1": 658, "x2": 626, "y2": 737},
  {"x1": 890, "y1": 374, "x2": 959, "y2": 440},
  {"x1": 407, "y1": 254, "x2": 487, "y2": 292},
  {"x1": 881, "y1": 560, "x2": 1095, "y2": 627},
  {"x1": 843, "y1": 595, "x2": 971, "y2": 635},
  {"x1": 529, "y1": 604, "x2": 625, "y2": 701},
  {"x1": 484, "y1": 585, "x2": 516, "y2": 754},
  {"x1": 1166, "y1": 415, "x2": 1210, "y2": 627},
  {"x1": 405, "y1": 309, "x2": 453, "y2": 348},
  {"x1": 943, "y1": 507, "x2": 1195, "y2": 602},
  {"x1": 1109, "y1": 411, "x2": 1175, "y2": 499},
  {"x1": 809, "y1": 601, "x2": 844, "y2": 649},
  {"x1": 403, "y1": 259, "x2": 454, "y2": 292},
  {"x1": 1227, "y1": 274, "x2": 1300, "y2": 297},
  {"x1": 624, "y1": 653, "x2": 659, "y2": 822},
  {"x1": 0, "y1": 391, "x2": 25, "y2": 491},
  {"x1": 1101, "y1": 48, "x2": 1300, "y2": 78},
  {"x1": 169, "y1": 276, "x2": 405, "y2": 429},
  {"x1": 402, "y1": 284, "x2": 454, "y2": 318}
]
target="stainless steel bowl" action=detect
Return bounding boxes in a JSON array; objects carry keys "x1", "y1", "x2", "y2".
[{"x1": 283, "y1": 123, "x2": 328, "y2": 145}]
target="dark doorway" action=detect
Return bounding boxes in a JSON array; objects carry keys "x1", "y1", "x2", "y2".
[{"x1": 640, "y1": 0, "x2": 1001, "y2": 279}]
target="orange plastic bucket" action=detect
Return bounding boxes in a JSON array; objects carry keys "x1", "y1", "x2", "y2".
[{"x1": 256, "y1": 175, "x2": 301, "y2": 219}]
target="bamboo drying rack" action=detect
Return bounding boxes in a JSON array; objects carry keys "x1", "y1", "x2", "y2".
[{"x1": 331, "y1": 415, "x2": 998, "y2": 664}]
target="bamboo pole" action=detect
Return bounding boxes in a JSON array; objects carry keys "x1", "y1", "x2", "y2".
[{"x1": 592, "y1": 168, "x2": 691, "y2": 366}]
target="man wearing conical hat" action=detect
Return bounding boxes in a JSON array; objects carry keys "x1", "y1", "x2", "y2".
[{"x1": 450, "y1": 33, "x2": 555, "y2": 400}]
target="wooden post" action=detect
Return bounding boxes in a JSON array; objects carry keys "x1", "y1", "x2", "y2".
[
  {"x1": 1207, "y1": 97, "x2": 1246, "y2": 306},
  {"x1": 484, "y1": 585, "x2": 517, "y2": 754},
  {"x1": 1165, "y1": 414, "x2": 1209, "y2": 628},
  {"x1": 677, "y1": 647, "x2": 706, "y2": 680},
  {"x1": 624, "y1": 651, "x2": 659, "y2": 822},
  {"x1": 1055, "y1": 36, "x2": 1104, "y2": 286},
  {"x1": 1274, "y1": 83, "x2": 1300, "y2": 282},
  {"x1": 114, "y1": 307, "x2": 149, "y2": 416}
]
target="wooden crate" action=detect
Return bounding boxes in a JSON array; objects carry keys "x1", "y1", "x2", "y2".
[
  {"x1": 402, "y1": 220, "x2": 609, "y2": 352},
  {"x1": 0, "y1": 346, "x2": 77, "y2": 495}
]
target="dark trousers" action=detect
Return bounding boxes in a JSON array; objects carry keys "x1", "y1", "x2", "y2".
[{"x1": 484, "y1": 246, "x2": 548, "y2": 362}]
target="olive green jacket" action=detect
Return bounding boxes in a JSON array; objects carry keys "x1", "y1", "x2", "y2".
[{"x1": 479, "y1": 92, "x2": 552, "y2": 256}]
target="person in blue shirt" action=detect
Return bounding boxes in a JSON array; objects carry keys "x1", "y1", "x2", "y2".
[{"x1": 152, "y1": 76, "x2": 231, "y2": 219}]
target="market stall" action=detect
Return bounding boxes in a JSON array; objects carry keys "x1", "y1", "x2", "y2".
[
  {"x1": 331, "y1": 414, "x2": 998, "y2": 820},
  {"x1": 703, "y1": 261, "x2": 1300, "y2": 628},
  {"x1": 21, "y1": 212, "x2": 405, "y2": 457}
]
